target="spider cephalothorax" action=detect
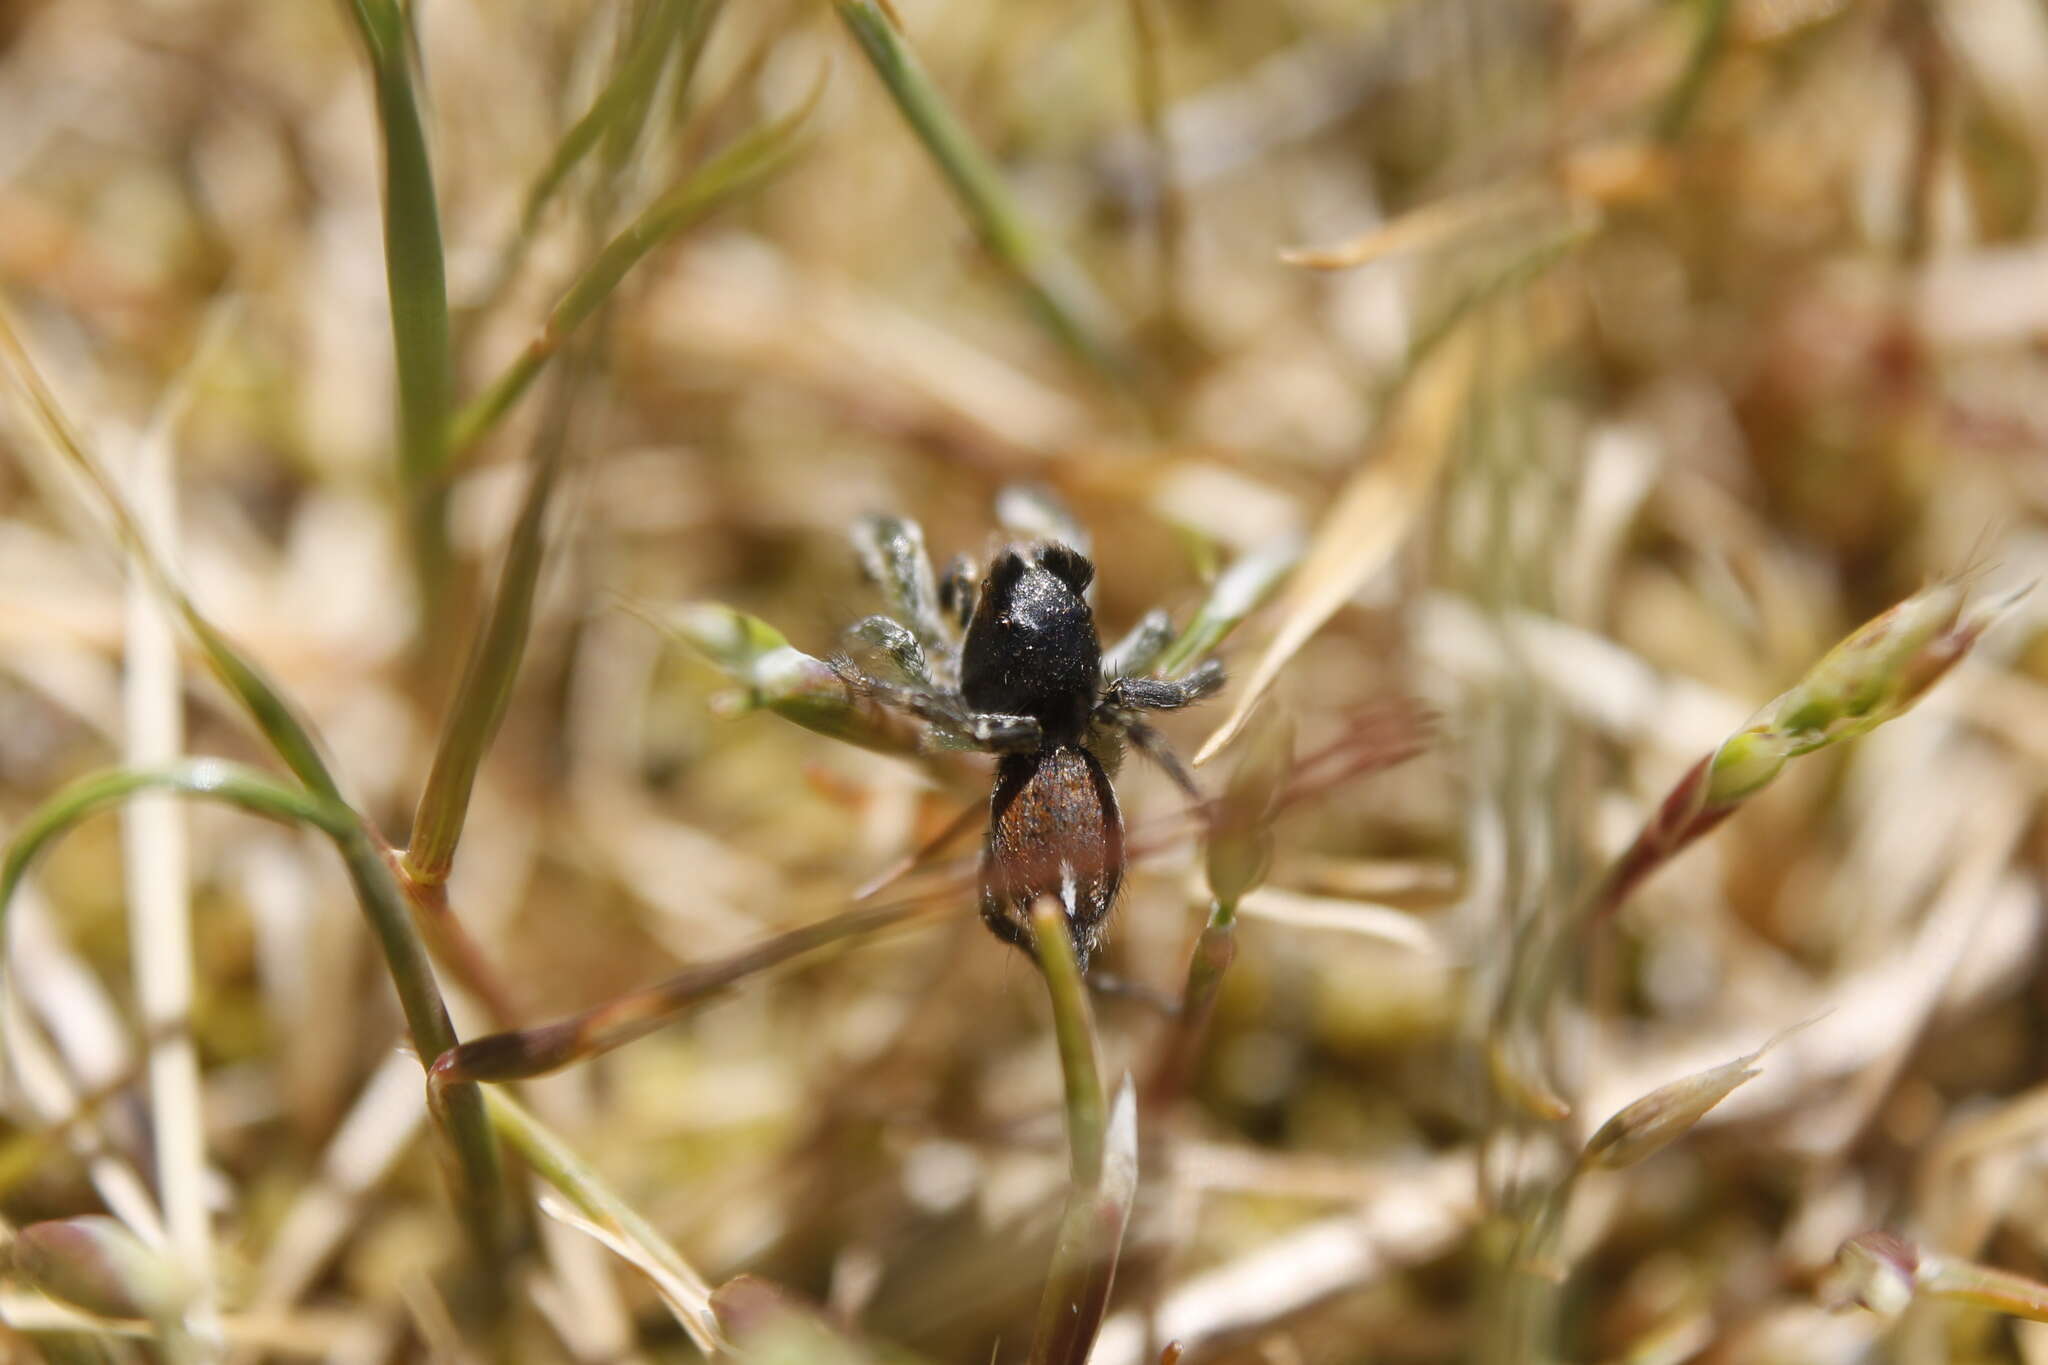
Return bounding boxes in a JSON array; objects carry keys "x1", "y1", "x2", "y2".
[{"x1": 837, "y1": 513, "x2": 1223, "y2": 971}]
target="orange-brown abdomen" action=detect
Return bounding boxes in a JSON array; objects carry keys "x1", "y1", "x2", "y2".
[{"x1": 980, "y1": 745, "x2": 1123, "y2": 971}]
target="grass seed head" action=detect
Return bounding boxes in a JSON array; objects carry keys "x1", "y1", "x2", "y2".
[{"x1": 11, "y1": 1216, "x2": 192, "y2": 1323}]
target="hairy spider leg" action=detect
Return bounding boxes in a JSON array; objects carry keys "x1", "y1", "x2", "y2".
[
  {"x1": 828, "y1": 655, "x2": 1042, "y2": 752},
  {"x1": 1099, "y1": 659, "x2": 1225, "y2": 715}
]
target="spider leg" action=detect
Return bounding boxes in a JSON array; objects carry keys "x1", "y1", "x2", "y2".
[
  {"x1": 1100, "y1": 658, "x2": 1225, "y2": 714},
  {"x1": 1121, "y1": 719, "x2": 1204, "y2": 802},
  {"x1": 843, "y1": 615, "x2": 932, "y2": 688},
  {"x1": 852, "y1": 514, "x2": 952, "y2": 649},
  {"x1": 937, "y1": 554, "x2": 978, "y2": 634},
  {"x1": 1101, "y1": 609, "x2": 1173, "y2": 679},
  {"x1": 978, "y1": 874, "x2": 1039, "y2": 957},
  {"x1": 830, "y1": 658, "x2": 1043, "y2": 754}
]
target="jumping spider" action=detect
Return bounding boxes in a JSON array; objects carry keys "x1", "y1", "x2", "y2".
[{"x1": 837, "y1": 511, "x2": 1224, "y2": 972}]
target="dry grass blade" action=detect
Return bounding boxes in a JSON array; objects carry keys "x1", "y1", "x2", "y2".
[
  {"x1": 485, "y1": 1090, "x2": 723, "y2": 1354},
  {"x1": 1278, "y1": 182, "x2": 1554, "y2": 270},
  {"x1": 119, "y1": 361, "x2": 214, "y2": 1343},
  {"x1": 0, "y1": 303, "x2": 341, "y2": 803},
  {"x1": 1193, "y1": 329, "x2": 1474, "y2": 765},
  {"x1": 432, "y1": 898, "x2": 936, "y2": 1086}
]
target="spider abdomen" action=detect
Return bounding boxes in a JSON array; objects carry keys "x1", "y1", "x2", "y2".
[{"x1": 980, "y1": 745, "x2": 1123, "y2": 971}]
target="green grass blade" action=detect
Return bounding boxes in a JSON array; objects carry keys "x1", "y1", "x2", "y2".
[
  {"x1": 0, "y1": 300, "x2": 506, "y2": 1263},
  {"x1": 405, "y1": 379, "x2": 575, "y2": 887},
  {"x1": 344, "y1": 0, "x2": 457, "y2": 606},
  {"x1": 1, "y1": 760, "x2": 350, "y2": 930},
  {"x1": 335, "y1": 827, "x2": 508, "y2": 1261},
  {"x1": 521, "y1": 0, "x2": 701, "y2": 231},
  {"x1": 1032, "y1": 900, "x2": 1106, "y2": 1184},
  {"x1": 1031, "y1": 1078, "x2": 1138, "y2": 1365},
  {"x1": 449, "y1": 82, "x2": 820, "y2": 456},
  {"x1": 1154, "y1": 535, "x2": 1302, "y2": 679},
  {"x1": 833, "y1": 0, "x2": 1131, "y2": 378},
  {"x1": 1026, "y1": 906, "x2": 1134, "y2": 1365},
  {"x1": 485, "y1": 1089, "x2": 721, "y2": 1353},
  {"x1": 0, "y1": 302, "x2": 345, "y2": 805}
]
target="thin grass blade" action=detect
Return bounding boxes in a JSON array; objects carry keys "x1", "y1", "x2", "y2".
[
  {"x1": 1031, "y1": 1078, "x2": 1139, "y2": 1365},
  {"x1": 1154, "y1": 536, "x2": 1302, "y2": 680},
  {"x1": 406, "y1": 373, "x2": 577, "y2": 887},
  {"x1": 485, "y1": 1090, "x2": 722, "y2": 1354},
  {"x1": 344, "y1": 0, "x2": 456, "y2": 604},
  {"x1": 0, "y1": 304, "x2": 344, "y2": 804},
  {"x1": 520, "y1": 0, "x2": 704, "y2": 232},
  {"x1": 450, "y1": 82, "x2": 822, "y2": 455},
  {"x1": 1193, "y1": 329, "x2": 1475, "y2": 765},
  {"x1": 833, "y1": 0, "x2": 1130, "y2": 378},
  {"x1": 433, "y1": 899, "x2": 932, "y2": 1086},
  {"x1": 1, "y1": 761, "x2": 350, "y2": 930}
]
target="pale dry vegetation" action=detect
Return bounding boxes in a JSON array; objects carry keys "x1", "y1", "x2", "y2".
[{"x1": 2, "y1": 1, "x2": 2048, "y2": 1362}]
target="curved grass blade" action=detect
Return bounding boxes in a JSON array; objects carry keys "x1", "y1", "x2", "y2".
[
  {"x1": 0, "y1": 760, "x2": 509, "y2": 1260},
  {"x1": 0, "y1": 258, "x2": 509, "y2": 1274},
  {"x1": 449, "y1": 80, "x2": 822, "y2": 456},
  {"x1": 484, "y1": 1089, "x2": 722, "y2": 1353},
  {"x1": 833, "y1": 1, "x2": 1131, "y2": 379},
  {"x1": 2, "y1": 762, "x2": 350, "y2": 930}
]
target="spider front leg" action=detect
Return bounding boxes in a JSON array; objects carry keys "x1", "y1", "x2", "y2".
[
  {"x1": 1095, "y1": 660, "x2": 1225, "y2": 800},
  {"x1": 831, "y1": 656, "x2": 1045, "y2": 755},
  {"x1": 1098, "y1": 659, "x2": 1225, "y2": 716}
]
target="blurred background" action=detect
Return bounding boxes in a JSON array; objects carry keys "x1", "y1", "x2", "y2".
[{"x1": 3, "y1": 0, "x2": 2048, "y2": 1360}]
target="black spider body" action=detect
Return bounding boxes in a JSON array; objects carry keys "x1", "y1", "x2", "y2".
[
  {"x1": 962, "y1": 545, "x2": 1100, "y2": 743},
  {"x1": 840, "y1": 514, "x2": 1224, "y2": 972},
  {"x1": 962, "y1": 547, "x2": 1119, "y2": 965}
]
